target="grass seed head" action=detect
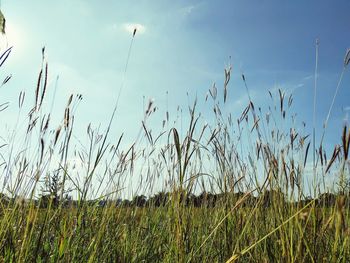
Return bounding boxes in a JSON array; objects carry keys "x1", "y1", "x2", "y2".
[{"x1": 344, "y1": 48, "x2": 350, "y2": 67}]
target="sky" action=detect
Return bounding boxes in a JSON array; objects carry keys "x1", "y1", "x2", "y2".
[{"x1": 0, "y1": 1, "x2": 349, "y2": 197}]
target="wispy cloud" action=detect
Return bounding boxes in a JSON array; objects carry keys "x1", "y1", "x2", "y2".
[
  {"x1": 287, "y1": 83, "x2": 305, "y2": 94},
  {"x1": 181, "y1": 5, "x2": 196, "y2": 16},
  {"x1": 302, "y1": 75, "x2": 313, "y2": 81}
]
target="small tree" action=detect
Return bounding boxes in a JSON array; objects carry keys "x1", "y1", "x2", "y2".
[{"x1": 41, "y1": 170, "x2": 64, "y2": 208}]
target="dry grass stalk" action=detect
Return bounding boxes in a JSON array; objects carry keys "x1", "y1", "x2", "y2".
[
  {"x1": 1, "y1": 74, "x2": 11, "y2": 86},
  {"x1": 0, "y1": 46, "x2": 12, "y2": 67},
  {"x1": 344, "y1": 48, "x2": 350, "y2": 67},
  {"x1": 39, "y1": 63, "x2": 48, "y2": 109},
  {"x1": 0, "y1": 10, "x2": 5, "y2": 34},
  {"x1": 209, "y1": 83, "x2": 217, "y2": 100},
  {"x1": 35, "y1": 69, "x2": 42, "y2": 111},
  {"x1": 64, "y1": 108, "x2": 70, "y2": 129},
  {"x1": 325, "y1": 145, "x2": 341, "y2": 173},
  {"x1": 224, "y1": 66, "x2": 231, "y2": 103},
  {"x1": 0, "y1": 102, "x2": 9, "y2": 112},
  {"x1": 342, "y1": 125, "x2": 349, "y2": 160},
  {"x1": 18, "y1": 91, "x2": 25, "y2": 108}
]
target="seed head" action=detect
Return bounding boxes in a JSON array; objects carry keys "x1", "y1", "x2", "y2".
[{"x1": 344, "y1": 48, "x2": 350, "y2": 67}]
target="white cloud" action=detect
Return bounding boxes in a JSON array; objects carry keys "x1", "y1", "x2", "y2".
[
  {"x1": 181, "y1": 5, "x2": 195, "y2": 15},
  {"x1": 302, "y1": 75, "x2": 313, "y2": 81},
  {"x1": 122, "y1": 23, "x2": 146, "y2": 35}
]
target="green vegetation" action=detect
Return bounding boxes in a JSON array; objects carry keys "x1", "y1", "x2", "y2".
[{"x1": 0, "y1": 36, "x2": 350, "y2": 262}]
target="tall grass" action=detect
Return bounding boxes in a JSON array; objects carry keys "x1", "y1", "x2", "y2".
[{"x1": 0, "y1": 40, "x2": 349, "y2": 262}]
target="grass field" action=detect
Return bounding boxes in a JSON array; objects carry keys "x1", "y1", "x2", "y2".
[{"x1": 1, "y1": 34, "x2": 350, "y2": 262}]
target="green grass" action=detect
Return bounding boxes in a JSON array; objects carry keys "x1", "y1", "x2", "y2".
[
  {"x1": 0, "y1": 199, "x2": 349, "y2": 262},
  {"x1": 0, "y1": 42, "x2": 349, "y2": 262}
]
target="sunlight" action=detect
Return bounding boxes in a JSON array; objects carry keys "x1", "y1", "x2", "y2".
[
  {"x1": 0, "y1": 20, "x2": 29, "y2": 67},
  {"x1": 5, "y1": 22, "x2": 22, "y2": 48},
  {"x1": 0, "y1": 2, "x2": 349, "y2": 261}
]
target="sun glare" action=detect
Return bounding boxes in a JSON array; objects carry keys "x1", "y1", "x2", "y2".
[
  {"x1": 0, "y1": 22, "x2": 24, "y2": 54},
  {"x1": 6, "y1": 22, "x2": 22, "y2": 47}
]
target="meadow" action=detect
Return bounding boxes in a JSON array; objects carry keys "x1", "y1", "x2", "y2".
[{"x1": 0, "y1": 38, "x2": 350, "y2": 262}]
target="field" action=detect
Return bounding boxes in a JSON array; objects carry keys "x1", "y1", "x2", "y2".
[
  {"x1": 1, "y1": 20, "x2": 350, "y2": 263},
  {"x1": 0, "y1": 193, "x2": 349, "y2": 261}
]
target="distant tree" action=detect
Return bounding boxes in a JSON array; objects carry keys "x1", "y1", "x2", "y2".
[
  {"x1": 62, "y1": 194, "x2": 73, "y2": 207},
  {"x1": 98, "y1": 199, "x2": 107, "y2": 207},
  {"x1": 185, "y1": 193, "x2": 196, "y2": 206},
  {"x1": 121, "y1": 199, "x2": 131, "y2": 207},
  {"x1": 131, "y1": 195, "x2": 147, "y2": 207},
  {"x1": 260, "y1": 189, "x2": 286, "y2": 207},
  {"x1": 115, "y1": 198, "x2": 123, "y2": 207},
  {"x1": 148, "y1": 192, "x2": 169, "y2": 207},
  {"x1": 38, "y1": 194, "x2": 52, "y2": 208},
  {"x1": 317, "y1": 192, "x2": 337, "y2": 207},
  {"x1": 41, "y1": 171, "x2": 62, "y2": 208}
]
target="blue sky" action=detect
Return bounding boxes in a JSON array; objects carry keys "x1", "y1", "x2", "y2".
[{"x1": 0, "y1": 1, "x2": 349, "y2": 196}]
